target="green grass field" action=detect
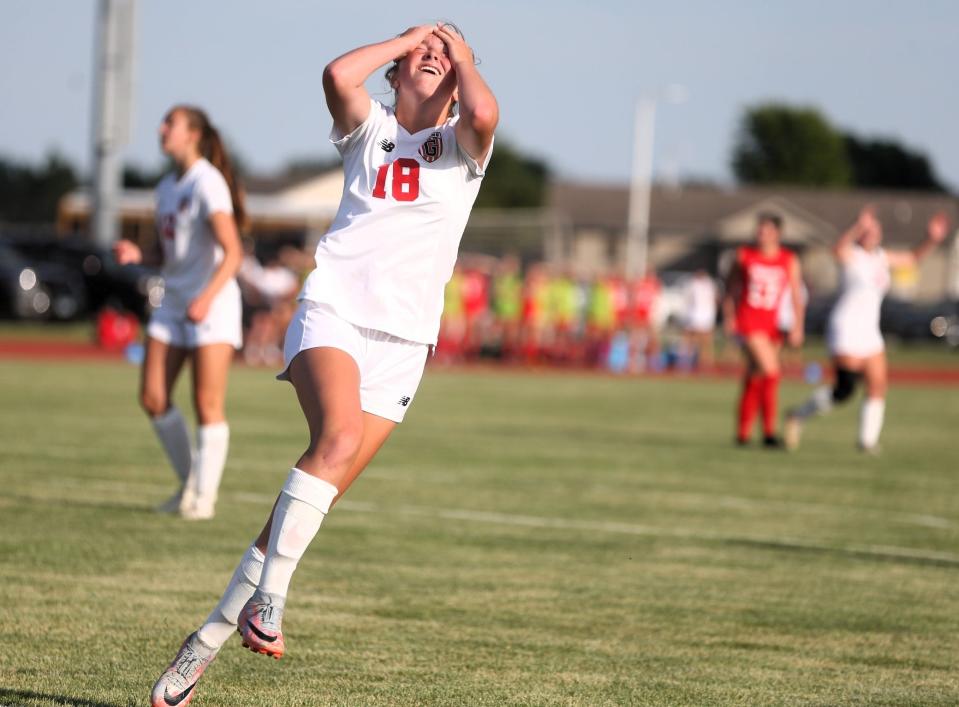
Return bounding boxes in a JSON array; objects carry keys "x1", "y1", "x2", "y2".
[{"x1": 1, "y1": 359, "x2": 958, "y2": 706}]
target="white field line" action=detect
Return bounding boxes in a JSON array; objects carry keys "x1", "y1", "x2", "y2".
[{"x1": 7, "y1": 476, "x2": 959, "y2": 566}]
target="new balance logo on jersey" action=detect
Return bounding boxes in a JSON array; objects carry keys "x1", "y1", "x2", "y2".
[
  {"x1": 398, "y1": 396, "x2": 411, "y2": 407},
  {"x1": 379, "y1": 139, "x2": 395, "y2": 152},
  {"x1": 418, "y1": 132, "x2": 443, "y2": 163}
]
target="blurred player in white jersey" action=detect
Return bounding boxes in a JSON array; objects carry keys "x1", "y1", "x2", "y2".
[
  {"x1": 682, "y1": 269, "x2": 718, "y2": 369},
  {"x1": 115, "y1": 106, "x2": 244, "y2": 521},
  {"x1": 152, "y1": 22, "x2": 497, "y2": 706},
  {"x1": 785, "y1": 206, "x2": 949, "y2": 452}
]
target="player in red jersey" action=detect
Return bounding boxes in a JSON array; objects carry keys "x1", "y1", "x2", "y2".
[{"x1": 722, "y1": 213, "x2": 804, "y2": 447}]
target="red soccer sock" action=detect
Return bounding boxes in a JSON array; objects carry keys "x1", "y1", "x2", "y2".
[
  {"x1": 760, "y1": 374, "x2": 781, "y2": 437},
  {"x1": 737, "y1": 375, "x2": 763, "y2": 442}
]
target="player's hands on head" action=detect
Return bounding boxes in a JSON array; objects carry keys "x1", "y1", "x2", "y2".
[
  {"x1": 398, "y1": 25, "x2": 436, "y2": 56},
  {"x1": 433, "y1": 23, "x2": 472, "y2": 66},
  {"x1": 113, "y1": 239, "x2": 142, "y2": 265},
  {"x1": 927, "y1": 212, "x2": 950, "y2": 243},
  {"x1": 857, "y1": 205, "x2": 878, "y2": 232}
]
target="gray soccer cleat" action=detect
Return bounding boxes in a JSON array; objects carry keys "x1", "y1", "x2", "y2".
[
  {"x1": 151, "y1": 632, "x2": 219, "y2": 707},
  {"x1": 238, "y1": 590, "x2": 286, "y2": 658}
]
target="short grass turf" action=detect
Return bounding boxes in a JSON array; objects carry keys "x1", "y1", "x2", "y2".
[{"x1": 0, "y1": 359, "x2": 958, "y2": 706}]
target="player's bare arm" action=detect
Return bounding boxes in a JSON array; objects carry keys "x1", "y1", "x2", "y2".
[
  {"x1": 323, "y1": 26, "x2": 434, "y2": 136},
  {"x1": 886, "y1": 212, "x2": 950, "y2": 269},
  {"x1": 787, "y1": 256, "x2": 805, "y2": 348},
  {"x1": 434, "y1": 24, "x2": 498, "y2": 163},
  {"x1": 721, "y1": 257, "x2": 742, "y2": 336},
  {"x1": 187, "y1": 211, "x2": 243, "y2": 323},
  {"x1": 834, "y1": 206, "x2": 875, "y2": 263}
]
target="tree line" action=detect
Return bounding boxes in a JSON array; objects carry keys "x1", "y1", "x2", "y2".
[{"x1": 732, "y1": 103, "x2": 947, "y2": 191}]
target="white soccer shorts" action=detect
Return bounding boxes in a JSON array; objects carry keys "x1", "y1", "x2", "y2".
[
  {"x1": 278, "y1": 300, "x2": 429, "y2": 423},
  {"x1": 147, "y1": 283, "x2": 243, "y2": 350}
]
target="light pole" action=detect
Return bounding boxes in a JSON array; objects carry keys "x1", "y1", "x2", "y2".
[
  {"x1": 624, "y1": 85, "x2": 687, "y2": 279},
  {"x1": 91, "y1": 0, "x2": 136, "y2": 248}
]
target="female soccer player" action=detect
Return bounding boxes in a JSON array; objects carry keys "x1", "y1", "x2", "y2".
[
  {"x1": 682, "y1": 269, "x2": 718, "y2": 370},
  {"x1": 151, "y1": 22, "x2": 497, "y2": 706},
  {"x1": 722, "y1": 212, "x2": 804, "y2": 447},
  {"x1": 785, "y1": 207, "x2": 949, "y2": 452},
  {"x1": 115, "y1": 106, "x2": 244, "y2": 521}
]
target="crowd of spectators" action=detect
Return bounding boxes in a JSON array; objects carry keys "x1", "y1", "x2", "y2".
[{"x1": 235, "y1": 247, "x2": 730, "y2": 372}]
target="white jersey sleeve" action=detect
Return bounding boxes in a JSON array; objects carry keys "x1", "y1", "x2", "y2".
[
  {"x1": 457, "y1": 140, "x2": 493, "y2": 180},
  {"x1": 331, "y1": 99, "x2": 390, "y2": 156},
  {"x1": 196, "y1": 166, "x2": 233, "y2": 217}
]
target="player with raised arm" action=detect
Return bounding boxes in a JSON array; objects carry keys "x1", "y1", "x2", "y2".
[
  {"x1": 115, "y1": 106, "x2": 244, "y2": 521},
  {"x1": 785, "y1": 207, "x2": 949, "y2": 452},
  {"x1": 723, "y1": 213, "x2": 804, "y2": 447},
  {"x1": 151, "y1": 22, "x2": 497, "y2": 706}
]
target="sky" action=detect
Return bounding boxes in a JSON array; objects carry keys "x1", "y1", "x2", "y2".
[{"x1": 0, "y1": 0, "x2": 956, "y2": 189}]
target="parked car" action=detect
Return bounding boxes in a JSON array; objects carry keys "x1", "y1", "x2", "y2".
[
  {"x1": 929, "y1": 306, "x2": 959, "y2": 347},
  {"x1": 2, "y1": 234, "x2": 163, "y2": 320},
  {"x1": 0, "y1": 243, "x2": 87, "y2": 320},
  {"x1": 805, "y1": 295, "x2": 956, "y2": 344},
  {"x1": 881, "y1": 298, "x2": 958, "y2": 344}
]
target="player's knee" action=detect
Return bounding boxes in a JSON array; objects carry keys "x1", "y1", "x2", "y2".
[
  {"x1": 310, "y1": 422, "x2": 363, "y2": 470},
  {"x1": 194, "y1": 391, "x2": 225, "y2": 425},
  {"x1": 832, "y1": 368, "x2": 858, "y2": 403},
  {"x1": 139, "y1": 389, "x2": 167, "y2": 417}
]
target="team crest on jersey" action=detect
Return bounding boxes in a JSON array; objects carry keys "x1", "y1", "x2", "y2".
[{"x1": 418, "y1": 132, "x2": 443, "y2": 163}]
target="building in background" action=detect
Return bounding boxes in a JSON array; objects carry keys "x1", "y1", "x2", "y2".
[
  {"x1": 547, "y1": 182, "x2": 959, "y2": 304},
  {"x1": 58, "y1": 175, "x2": 958, "y2": 303}
]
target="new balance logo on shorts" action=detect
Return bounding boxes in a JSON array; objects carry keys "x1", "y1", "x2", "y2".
[{"x1": 398, "y1": 396, "x2": 411, "y2": 407}]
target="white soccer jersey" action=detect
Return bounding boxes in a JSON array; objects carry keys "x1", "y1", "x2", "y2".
[
  {"x1": 155, "y1": 157, "x2": 236, "y2": 311},
  {"x1": 298, "y1": 99, "x2": 493, "y2": 345},
  {"x1": 827, "y1": 245, "x2": 890, "y2": 357},
  {"x1": 684, "y1": 275, "x2": 717, "y2": 332}
]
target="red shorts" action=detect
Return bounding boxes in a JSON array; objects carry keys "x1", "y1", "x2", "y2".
[{"x1": 737, "y1": 325, "x2": 783, "y2": 345}]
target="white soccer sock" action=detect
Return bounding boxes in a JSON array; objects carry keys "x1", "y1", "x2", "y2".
[
  {"x1": 192, "y1": 422, "x2": 230, "y2": 504},
  {"x1": 258, "y1": 468, "x2": 338, "y2": 598},
  {"x1": 859, "y1": 397, "x2": 886, "y2": 449},
  {"x1": 794, "y1": 386, "x2": 833, "y2": 420},
  {"x1": 151, "y1": 407, "x2": 194, "y2": 484},
  {"x1": 196, "y1": 544, "x2": 265, "y2": 648}
]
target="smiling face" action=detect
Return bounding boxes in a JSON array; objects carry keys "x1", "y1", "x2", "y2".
[{"x1": 392, "y1": 34, "x2": 457, "y2": 108}]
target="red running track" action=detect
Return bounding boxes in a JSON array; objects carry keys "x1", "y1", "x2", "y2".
[{"x1": 2, "y1": 338, "x2": 958, "y2": 386}]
